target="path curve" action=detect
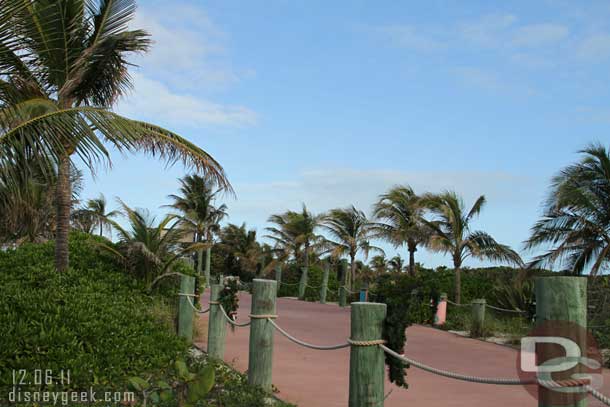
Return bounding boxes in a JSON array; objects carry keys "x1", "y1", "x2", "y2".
[{"x1": 196, "y1": 291, "x2": 610, "y2": 407}]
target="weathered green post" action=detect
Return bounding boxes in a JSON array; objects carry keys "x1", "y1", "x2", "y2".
[
  {"x1": 298, "y1": 266, "x2": 307, "y2": 300},
  {"x1": 248, "y1": 279, "x2": 277, "y2": 392},
  {"x1": 535, "y1": 276, "x2": 587, "y2": 407},
  {"x1": 207, "y1": 284, "x2": 227, "y2": 359},
  {"x1": 320, "y1": 261, "x2": 330, "y2": 304},
  {"x1": 349, "y1": 302, "x2": 387, "y2": 407},
  {"x1": 470, "y1": 299, "x2": 486, "y2": 337},
  {"x1": 178, "y1": 274, "x2": 195, "y2": 342},
  {"x1": 339, "y1": 259, "x2": 348, "y2": 307}
]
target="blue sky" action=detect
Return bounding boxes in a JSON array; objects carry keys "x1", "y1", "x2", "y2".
[{"x1": 81, "y1": 0, "x2": 610, "y2": 270}]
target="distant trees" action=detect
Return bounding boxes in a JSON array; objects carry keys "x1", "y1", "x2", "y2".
[
  {"x1": 373, "y1": 186, "x2": 429, "y2": 276},
  {"x1": 526, "y1": 143, "x2": 610, "y2": 275},
  {"x1": 103, "y1": 200, "x2": 205, "y2": 285},
  {"x1": 322, "y1": 206, "x2": 380, "y2": 289},
  {"x1": 266, "y1": 205, "x2": 325, "y2": 298},
  {"x1": 422, "y1": 192, "x2": 523, "y2": 303},
  {"x1": 167, "y1": 174, "x2": 227, "y2": 284},
  {"x1": 74, "y1": 194, "x2": 118, "y2": 237}
]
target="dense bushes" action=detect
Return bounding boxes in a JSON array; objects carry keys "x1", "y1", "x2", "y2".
[{"x1": 0, "y1": 233, "x2": 189, "y2": 395}]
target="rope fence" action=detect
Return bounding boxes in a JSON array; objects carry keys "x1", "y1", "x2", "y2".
[
  {"x1": 181, "y1": 277, "x2": 610, "y2": 406},
  {"x1": 447, "y1": 299, "x2": 527, "y2": 314}
]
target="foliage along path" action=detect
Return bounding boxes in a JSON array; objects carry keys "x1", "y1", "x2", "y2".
[{"x1": 196, "y1": 291, "x2": 610, "y2": 407}]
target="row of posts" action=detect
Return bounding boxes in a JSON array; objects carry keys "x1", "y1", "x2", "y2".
[
  {"x1": 275, "y1": 260, "x2": 366, "y2": 306},
  {"x1": 178, "y1": 275, "x2": 589, "y2": 407}
]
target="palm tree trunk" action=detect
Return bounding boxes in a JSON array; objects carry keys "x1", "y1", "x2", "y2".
[
  {"x1": 407, "y1": 241, "x2": 417, "y2": 277},
  {"x1": 299, "y1": 242, "x2": 309, "y2": 300},
  {"x1": 99, "y1": 222, "x2": 103, "y2": 237},
  {"x1": 55, "y1": 154, "x2": 71, "y2": 272},
  {"x1": 350, "y1": 254, "x2": 356, "y2": 291},
  {"x1": 197, "y1": 248, "x2": 203, "y2": 276},
  {"x1": 454, "y1": 264, "x2": 462, "y2": 304}
]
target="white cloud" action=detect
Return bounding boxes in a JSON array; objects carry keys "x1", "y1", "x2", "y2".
[
  {"x1": 376, "y1": 24, "x2": 445, "y2": 51},
  {"x1": 577, "y1": 33, "x2": 610, "y2": 60},
  {"x1": 230, "y1": 168, "x2": 541, "y2": 221},
  {"x1": 118, "y1": 74, "x2": 258, "y2": 127},
  {"x1": 510, "y1": 23, "x2": 569, "y2": 47},
  {"x1": 458, "y1": 14, "x2": 517, "y2": 46},
  {"x1": 130, "y1": 4, "x2": 249, "y2": 91}
]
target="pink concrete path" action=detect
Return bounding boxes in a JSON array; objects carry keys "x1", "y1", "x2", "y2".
[{"x1": 195, "y1": 291, "x2": 610, "y2": 407}]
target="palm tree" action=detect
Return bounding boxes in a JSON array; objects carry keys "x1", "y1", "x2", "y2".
[
  {"x1": 369, "y1": 254, "x2": 388, "y2": 274},
  {"x1": 423, "y1": 191, "x2": 523, "y2": 303},
  {"x1": 388, "y1": 255, "x2": 405, "y2": 273},
  {"x1": 102, "y1": 200, "x2": 206, "y2": 286},
  {"x1": 83, "y1": 194, "x2": 118, "y2": 237},
  {"x1": 373, "y1": 185, "x2": 429, "y2": 276},
  {"x1": 167, "y1": 174, "x2": 227, "y2": 285},
  {"x1": 265, "y1": 204, "x2": 325, "y2": 299},
  {"x1": 525, "y1": 143, "x2": 610, "y2": 275},
  {"x1": 218, "y1": 223, "x2": 263, "y2": 278},
  {"x1": 0, "y1": 159, "x2": 83, "y2": 243},
  {"x1": 322, "y1": 206, "x2": 381, "y2": 289},
  {"x1": 0, "y1": 0, "x2": 228, "y2": 272}
]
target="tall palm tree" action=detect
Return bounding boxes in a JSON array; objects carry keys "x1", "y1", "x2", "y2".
[
  {"x1": 525, "y1": 143, "x2": 610, "y2": 275},
  {"x1": 423, "y1": 191, "x2": 523, "y2": 303},
  {"x1": 373, "y1": 185, "x2": 429, "y2": 276},
  {"x1": 265, "y1": 204, "x2": 325, "y2": 299},
  {"x1": 0, "y1": 0, "x2": 228, "y2": 272},
  {"x1": 83, "y1": 194, "x2": 118, "y2": 237},
  {"x1": 102, "y1": 199, "x2": 206, "y2": 285},
  {"x1": 322, "y1": 206, "x2": 381, "y2": 289},
  {"x1": 167, "y1": 174, "x2": 227, "y2": 285}
]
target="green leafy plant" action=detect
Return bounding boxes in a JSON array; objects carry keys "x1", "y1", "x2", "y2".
[{"x1": 128, "y1": 359, "x2": 215, "y2": 407}]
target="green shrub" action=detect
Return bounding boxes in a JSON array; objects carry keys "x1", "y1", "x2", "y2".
[{"x1": 0, "y1": 233, "x2": 188, "y2": 396}]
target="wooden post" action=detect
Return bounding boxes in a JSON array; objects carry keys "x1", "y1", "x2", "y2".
[
  {"x1": 470, "y1": 299, "x2": 486, "y2": 337},
  {"x1": 320, "y1": 261, "x2": 330, "y2": 304},
  {"x1": 207, "y1": 284, "x2": 227, "y2": 359},
  {"x1": 339, "y1": 259, "x2": 348, "y2": 307},
  {"x1": 349, "y1": 302, "x2": 387, "y2": 407},
  {"x1": 178, "y1": 274, "x2": 195, "y2": 342},
  {"x1": 535, "y1": 277, "x2": 587, "y2": 407},
  {"x1": 298, "y1": 266, "x2": 307, "y2": 300},
  {"x1": 248, "y1": 279, "x2": 277, "y2": 392}
]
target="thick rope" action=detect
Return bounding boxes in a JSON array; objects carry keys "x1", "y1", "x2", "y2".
[
  {"x1": 380, "y1": 344, "x2": 610, "y2": 405},
  {"x1": 178, "y1": 292, "x2": 197, "y2": 297},
  {"x1": 249, "y1": 314, "x2": 278, "y2": 319},
  {"x1": 184, "y1": 297, "x2": 210, "y2": 314},
  {"x1": 348, "y1": 339, "x2": 387, "y2": 346},
  {"x1": 306, "y1": 284, "x2": 321, "y2": 289},
  {"x1": 446, "y1": 299, "x2": 470, "y2": 307},
  {"x1": 267, "y1": 319, "x2": 350, "y2": 350},
  {"x1": 340, "y1": 286, "x2": 358, "y2": 294},
  {"x1": 280, "y1": 282, "x2": 300, "y2": 287},
  {"x1": 218, "y1": 304, "x2": 251, "y2": 327},
  {"x1": 589, "y1": 386, "x2": 610, "y2": 405},
  {"x1": 485, "y1": 304, "x2": 527, "y2": 314}
]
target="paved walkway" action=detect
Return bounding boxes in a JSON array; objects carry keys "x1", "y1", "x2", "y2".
[{"x1": 195, "y1": 291, "x2": 610, "y2": 407}]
